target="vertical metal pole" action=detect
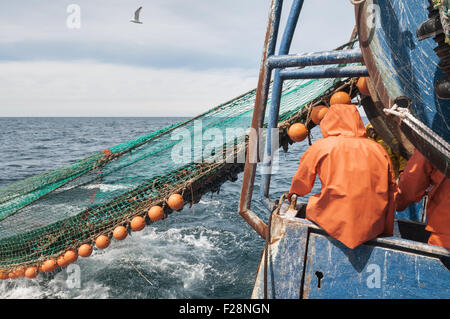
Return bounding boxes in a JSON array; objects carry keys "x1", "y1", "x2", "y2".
[
  {"x1": 238, "y1": 0, "x2": 283, "y2": 238},
  {"x1": 261, "y1": 0, "x2": 304, "y2": 208}
]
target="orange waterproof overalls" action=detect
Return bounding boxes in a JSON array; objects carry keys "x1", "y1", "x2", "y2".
[{"x1": 396, "y1": 150, "x2": 450, "y2": 249}]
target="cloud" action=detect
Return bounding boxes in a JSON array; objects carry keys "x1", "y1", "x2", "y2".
[
  {"x1": 0, "y1": 0, "x2": 356, "y2": 116},
  {"x1": 0, "y1": 0, "x2": 355, "y2": 69},
  {"x1": 0, "y1": 0, "x2": 268, "y2": 69},
  {"x1": 0, "y1": 61, "x2": 257, "y2": 117}
]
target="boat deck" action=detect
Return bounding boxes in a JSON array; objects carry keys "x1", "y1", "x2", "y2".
[{"x1": 252, "y1": 211, "x2": 450, "y2": 299}]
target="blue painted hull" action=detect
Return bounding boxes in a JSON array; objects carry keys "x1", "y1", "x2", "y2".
[
  {"x1": 356, "y1": 0, "x2": 450, "y2": 176},
  {"x1": 252, "y1": 214, "x2": 450, "y2": 299},
  {"x1": 247, "y1": 0, "x2": 450, "y2": 299}
]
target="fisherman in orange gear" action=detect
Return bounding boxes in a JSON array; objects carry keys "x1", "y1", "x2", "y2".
[
  {"x1": 396, "y1": 149, "x2": 450, "y2": 249},
  {"x1": 288, "y1": 104, "x2": 397, "y2": 249}
]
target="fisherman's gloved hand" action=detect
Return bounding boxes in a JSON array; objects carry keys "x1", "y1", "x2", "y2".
[{"x1": 287, "y1": 192, "x2": 295, "y2": 202}]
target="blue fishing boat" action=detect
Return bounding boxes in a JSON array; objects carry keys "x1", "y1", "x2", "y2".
[
  {"x1": 0, "y1": 0, "x2": 448, "y2": 300},
  {"x1": 251, "y1": 197, "x2": 450, "y2": 298},
  {"x1": 356, "y1": 0, "x2": 450, "y2": 177},
  {"x1": 238, "y1": 0, "x2": 450, "y2": 298}
]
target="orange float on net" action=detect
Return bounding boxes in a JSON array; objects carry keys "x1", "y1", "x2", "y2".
[
  {"x1": 0, "y1": 271, "x2": 9, "y2": 280},
  {"x1": 103, "y1": 149, "x2": 112, "y2": 157},
  {"x1": 357, "y1": 77, "x2": 370, "y2": 96},
  {"x1": 311, "y1": 105, "x2": 329, "y2": 125},
  {"x1": 96, "y1": 234, "x2": 110, "y2": 249},
  {"x1": 63, "y1": 249, "x2": 78, "y2": 265},
  {"x1": 14, "y1": 267, "x2": 25, "y2": 278},
  {"x1": 8, "y1": 272, "x2": 16, "y2": 280},
  {"x1": 148, "y1": 205, "x2": 164, "y2": 221},
  {"x1": 113, "y1": 225, "x2": 128, "y2": 240},
  {"x1": 168, "y1": 194, "x2": 184, "y2": 211},
  {"x1": 25, "y1": 266, "x2": 38, "y2": 279},
  {"x1": 57, "y1": 255, "x2": 69, "y2": 268},
  {"x1": 330, "y1": 91, "x2": 351, "y2": 105},
  {"x1": 288, "y1": 123, "x2": 308, "y2": 142},
  {"x1": 78, "y1": 244, "x2": 93, "y2": 258},
  {"x1": 131, "y1": 216, "x2": 146, "y2": 231},
  {"x1": 41, "y1": 259, "x2": 57, "y2": 273}
]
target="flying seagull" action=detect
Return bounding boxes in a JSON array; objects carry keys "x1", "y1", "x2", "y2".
[{"x1": 130, "y1": 6, "x2": 143, "y2": 24}]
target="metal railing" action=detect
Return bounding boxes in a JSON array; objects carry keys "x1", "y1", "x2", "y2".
[{"x1": 238, "y1": 0, "x2": 367, "y2": 239}]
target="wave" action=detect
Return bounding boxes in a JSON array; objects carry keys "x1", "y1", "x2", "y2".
[{"x1": 81, "y1": 184, "x2": 132, "y2": 192}]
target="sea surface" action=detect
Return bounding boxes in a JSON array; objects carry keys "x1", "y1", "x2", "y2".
[{"x1": 0, "y1": 116, "x2": 349, "y2": 299}]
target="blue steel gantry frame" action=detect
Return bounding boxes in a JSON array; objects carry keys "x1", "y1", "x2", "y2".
[{"x1": 238, "y1": 0, "x2": 368, "y2": 238}]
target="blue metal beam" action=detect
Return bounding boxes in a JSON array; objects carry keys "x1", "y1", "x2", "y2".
[
  {"x1": 239, "y1": 0, "x2": 284, "y2": 236},
  {"x1": 247, "y1": 1, "x2": 365, "y2": 214},
  {"x1": 267, "y1": 48, "x2": 364, "y2": 69},
  {"x1": 279, "y1": 65, "x2": 369, "y2": 79},
  {"x1": 261, "y1": 0, "x2": 305, "y2": 211}
]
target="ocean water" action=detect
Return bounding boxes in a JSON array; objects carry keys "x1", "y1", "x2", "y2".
[{"x1": 0, "y1": 117, "x2": 327, "y2": 299}]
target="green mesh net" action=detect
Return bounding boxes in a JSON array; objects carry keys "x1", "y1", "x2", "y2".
[{"x1": 0, "y1": 68, "x2": 352, "y2": 271}]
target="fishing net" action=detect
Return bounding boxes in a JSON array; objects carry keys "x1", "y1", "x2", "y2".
[{"x1": 0, "y1": 65, "x2": 355, "y2": 271}]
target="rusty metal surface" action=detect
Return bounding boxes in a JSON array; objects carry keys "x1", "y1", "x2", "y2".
[
  {"x1": 239, "y1": 0, "x2": 282, "y2": 238},
  {"x1": 239, "y1": 209, "x2": 268, "y2": 240},
  {"x1": 251, "y1": 212, "x2": 309, "y2": 299}
]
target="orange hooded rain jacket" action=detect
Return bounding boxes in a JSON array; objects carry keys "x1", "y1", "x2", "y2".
[
  {"x1": 396, "y1": 150, "x2": 450, "y2": 249},
  {"x1": 289, "y1": 104, "x2": 397, "y2": 249}
]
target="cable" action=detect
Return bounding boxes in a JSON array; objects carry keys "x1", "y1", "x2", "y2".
[
  {"x1": 383, "y1": 104, "x2": 450, "y2": 159},
  {"x1": 128, "y1": 260, "x2": 153, "y2": 286}
]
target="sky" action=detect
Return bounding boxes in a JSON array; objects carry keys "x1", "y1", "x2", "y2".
[{"x1": 0, "y1": 0, "x2": 356, "y2": 117}]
